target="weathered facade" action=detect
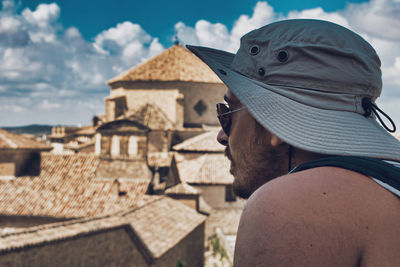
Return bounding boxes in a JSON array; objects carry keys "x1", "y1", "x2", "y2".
[
  {"x1": 173, "y1": 130, "x2": 246, "y2": 209},
  {"x1": 0, "y1": 130, "x2": 206, "y2": 266},
  {"x1": 105, "y1": 44, "x2": 226, "y2": 128},
  {"x1": 0, "y1": 128, "x2": 52, "y2": 178},
  {"x1": 0, "y1": 197, "x2": 206, "y2": 267}
]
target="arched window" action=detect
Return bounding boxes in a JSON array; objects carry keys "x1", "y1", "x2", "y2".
[
  {"x1": 111, "y1": 135, "x2": 120, "y2": 157},
  {"x1": 95, "y1": 133, "x2": 101, "y2": 155},
  {"x1": 128, "y1": 136, "x2": 138, "y2": 156}
]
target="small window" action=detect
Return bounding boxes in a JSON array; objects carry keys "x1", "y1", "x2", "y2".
[
  {"x1": 225, "y1": 184, "x2": 236, "y2": 202},
  {"x1": 194, "y1": 100, "x2": 207, "y2": 116},
  {"x1": 128, "y1": 136, "x2": 138, "y2": 156},
  {"x1": 111, "y1": 135, "x2": 120, "y2": 157},
  {"x1": 95, "y1": 133, "x2": 101, "y2": 155}
]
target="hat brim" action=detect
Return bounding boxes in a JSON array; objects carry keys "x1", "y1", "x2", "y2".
[{"x1": 187, "y1": 45, "x2": 400, "y2": 160}]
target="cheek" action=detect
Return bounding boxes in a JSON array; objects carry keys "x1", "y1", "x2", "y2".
[
  {"x1": 229, "y1": 130, "x2": 252, "y2": 161},
  {"x1": 229, "y1": 121, "x2": 252, "y2": 156}
]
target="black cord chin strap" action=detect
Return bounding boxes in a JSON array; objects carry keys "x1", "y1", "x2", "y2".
[{"x1": 362, "y1": 97, "x2": 396, "y2": 133}]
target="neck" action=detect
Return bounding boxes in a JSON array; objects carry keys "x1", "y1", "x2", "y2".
[{"x1": 289, "y1": 146, "x2": 325, "y2": 171}]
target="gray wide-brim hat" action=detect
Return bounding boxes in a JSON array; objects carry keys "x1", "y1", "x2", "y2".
[{"x1": 187, "y1": 19, "x2": 400, "y2": 160}]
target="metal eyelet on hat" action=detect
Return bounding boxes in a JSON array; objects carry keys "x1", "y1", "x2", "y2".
[
  {"x1": 249, "y1": 45, "x2": 259, "y2": 55},
  {"x1": 277, "y1": 50, "x2": 289, "y2": 62},
  {"x1": 258, "y1": 67, "x2": 265, "y2": 76}
]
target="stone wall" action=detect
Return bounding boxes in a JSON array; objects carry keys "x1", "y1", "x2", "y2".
[
  {"x1": 148, "y1": 131, "x2": 171, "y2": 153},
  {"x1": 154, "y1": 222, "x2": 205, "y2": 267},
  {"x1": 108, "y1": 81, "x2": 226, "y2": 127},
  {"x1": 0, "y1": 227, "x2": 148, "y2": 267},
  {"x1": 167, "y1": 195, "x2": 198, "y2": 211},
  {"x1": 0, "y1": 151, "x2": 41, "y2": 177},
  {"x1": 0, "y1": 223, "x2": 205, "y2": 267},
  {"x1": 110, "y1": 86, "x2": 181, "y2": 126},
  {"x1": 100, "y1": 134, "x2": 147, "y2": 159},
  {"x1": 193, "y1": 185, "x2": 246, "y2": 209},
  {"x1": 0, "y1": 151, "x2": 15, "y2": 176},
  {"x1": 178, "y1": 82, "x2": 226, "y2": 126}
]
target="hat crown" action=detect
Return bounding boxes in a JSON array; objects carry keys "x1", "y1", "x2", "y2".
[{"x1": 231, "y1": 19, "x2": 382, "y2": 98}]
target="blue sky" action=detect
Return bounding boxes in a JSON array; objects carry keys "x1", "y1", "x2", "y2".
[
  {"x1": 1, "y1": 0, "x2": 400, "y2": 128},
  {"x1": 20, "y1": 0, "x2": 369, "y2": 46}
]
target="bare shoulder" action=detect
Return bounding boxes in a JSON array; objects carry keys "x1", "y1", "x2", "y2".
[{"x1": 234, "y1": 167, "x2": 400, "y2": 267}]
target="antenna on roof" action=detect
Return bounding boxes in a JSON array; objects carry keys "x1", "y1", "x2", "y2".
[{"x1": 173, "y1": 29, "x2": 180, "y2": 46}]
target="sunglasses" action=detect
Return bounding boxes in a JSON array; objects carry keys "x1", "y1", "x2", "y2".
[{"x1": 216, "y1": 103, "x2": 246, "y2": 136}]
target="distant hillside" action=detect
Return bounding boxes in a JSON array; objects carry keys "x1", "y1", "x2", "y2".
[{"x1": 1, "y1": 124, "x2": 53, "y2": 136}]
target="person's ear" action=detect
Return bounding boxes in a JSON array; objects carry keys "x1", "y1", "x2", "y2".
[{"x1": 270, "y1": 134, "x2": 284, "y2": 147}]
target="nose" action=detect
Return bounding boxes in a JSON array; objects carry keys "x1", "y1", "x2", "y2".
[{"x1": 217, "y1": 128, "x2": 228, "y2": 146}]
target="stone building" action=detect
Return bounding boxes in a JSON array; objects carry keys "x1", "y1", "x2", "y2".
[
  {"x1": 0, "y1": 197, "x2": 206, "y2": 267},
  {"x1": 0, "y1": 152, "x2": 150, "y2": 227},
  {"x1": 173, "y1": 130, "x2": 245, "y2": 262},
  {"x1": 0, "y1": 130, "x2": 207, "y2": 266},
  {"x1": 0, "y1": 128, "x2": 52, "y2": 178},
  {"x1": 93, "y1": 44, "x2": 227, "y2": 180},
  {"x1": 173, "y1": 130, "x2": 245, "y2": 209},
  {"x1": 105, "y1": 44, "x2": 226, "y2": 128},
  {"x1": 95, "y1": 103, "x2": 176, "y2": 159},
  {"x1": 49, "y1": 125, "x2": 97, "y2": 154}
]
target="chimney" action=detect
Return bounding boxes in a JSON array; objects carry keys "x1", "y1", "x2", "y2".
[
  {"x1": 112, "y1": 179, "x2": 120, "y2": 197},
  {"x1": 112, "y1": 178, "x2": 126, "y2": 197}
]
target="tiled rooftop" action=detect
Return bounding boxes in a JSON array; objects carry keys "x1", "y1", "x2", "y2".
[
  {"x1": 128, "y1": 196, "x2": 206, "y2": 258},
  {"x1": 175, "y1": 153, "x2": 234, "y2": 185},
  {"x1": 119, "y1": 103, "x2": 176, "y2": 130},
  {"x1": 95, "y1": 158, "x2": 152, "y2": 180},
  {"x1": 73, "y1": 125, "x2": 96, "y2": 136},
  {"x1": 147, "y1": 152, "x2": 174, "y2": 168},
  {"x1": 0, "y1": 153, "x2": 150, "y2": 218},
  {"x1": 173, "y1": 130, "x2": 224, "y2": 152},
  {"x1": 0, "y1": 128, "x2": 52, "y2": 151},
  {"x1": 107, "y1": 45, "x2": 222, "y2": 84},
  {"x1": 0, "y1": 196, "x2": 206, "y2": 260},
  {"x1": 165, "y1": 183, "x2": 199, "y2": 195}
]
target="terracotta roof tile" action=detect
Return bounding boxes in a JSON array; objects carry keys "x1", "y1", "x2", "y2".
[
  {"x1": 107, "y1": 45, "x2": 222, "y2": 84},
  {"x1": 0, "y1": 197, "x2": 206, "y2": 259},
  {"x1": 127, "y1": 196, "x2": 206, "y2": 258},
  {"x1": 95, "y1": 159, "x2": 152, "y2": 180},
  {"x1": 0, "y1": 128, "x2": 52, "y2": 151},
  {"x1": 175, "y1": 153, "x2": 234, "y2": 184},
  {"x1": 73, "y1": 125, "x2": 96, "y2": 136},
  {"x1": 173, "y1": 130, "x2": 224, "y2": 152},
  {"x1": 165, "y1": 183, "x2": 199, "y2": 195},
  {"x1": 147, "y1": 152, "x2": 174, "y2": 167},
  {"x1": 0, "y1": 154, "x2": 151, "y2": 218},
  {"x1": 120, "y1": 103, "x2": 176, "y2": 130}
]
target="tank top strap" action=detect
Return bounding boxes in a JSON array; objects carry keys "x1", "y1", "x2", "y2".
[{"x1": 289, "y1": 156, "x2": 400, "y2": 191}]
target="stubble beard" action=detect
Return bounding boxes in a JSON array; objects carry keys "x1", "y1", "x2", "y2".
[
  {"x1": 225, "y1": 146, "x2": 262, "y2": 199},
  {"x1": 224, "y1": 142, "x2": 288, "y2": 199}
]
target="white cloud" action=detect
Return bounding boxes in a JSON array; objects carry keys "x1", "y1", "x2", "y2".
[
  {"x1": 93, "y1": 21, "x2": 152, "y2": 54},
  {"x1": 40, "y1": 99, "x2": 60, "y2": 110},
  {"x1": 1, "y1": 0, "x2": 400, "y2": 127},
  {"x1": 1, "y1": 0, "x2": 16, "y2": 13},
  {"x1": 287, "y1": 7, "x2": 350, "y2": 28},
  {"x1": 21, "y1": 3, "x2": 60, "y2": 43},
  {"x1": 345, "y1": 0, "x2": 400, "y2": 41},
  {"x1": 93, "y1": 21, "x2": 163, "y2": 67},
  {"x1": 173, "y1": 0, "x2": 400, "y2": 125},
  {"x1": 175, "y1": 1, "x2": 276, "y2": 52},
  {"x1": 22, "y1": 3, "x2": 59, "y2": 28},
  {"x1": 231, "y1": 1, "x2": 275, "y2": 40},
  {"x1": 0, "y1": 1, "x2": 164, "y2": 126}
]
